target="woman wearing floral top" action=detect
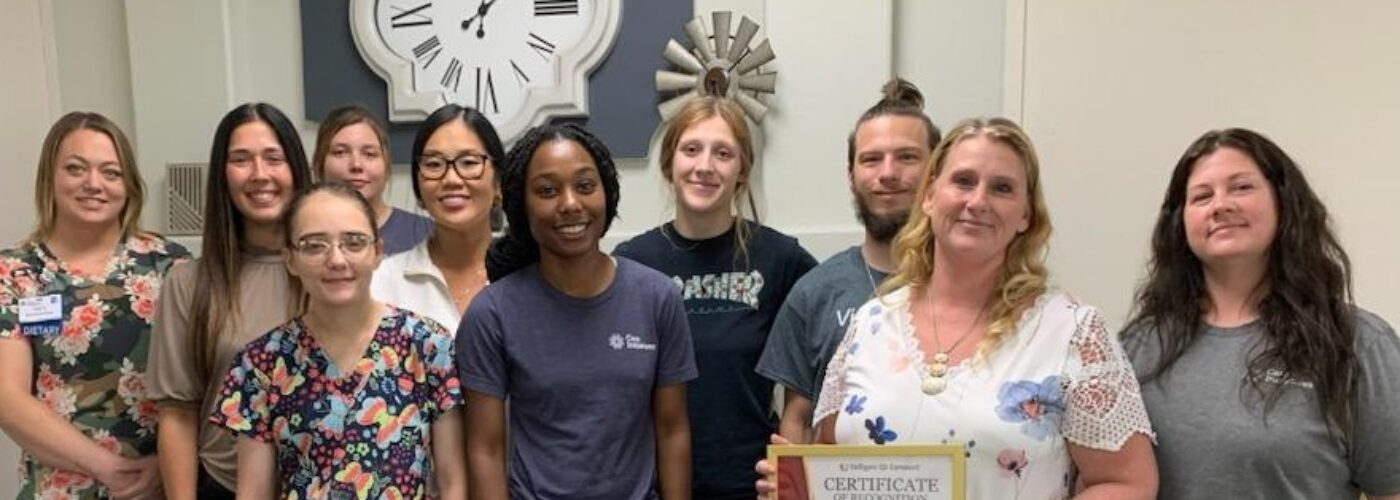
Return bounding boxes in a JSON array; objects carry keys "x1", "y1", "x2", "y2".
[
  {"x1": 209, "y1": 182, "x2": 466, "y2": 499},
  {"x1": 761, "y1": 118, "x2": 1158, "y2": 499},
  {"x1": 0, "y1": 112, "x2": 190, "y2": 499}
]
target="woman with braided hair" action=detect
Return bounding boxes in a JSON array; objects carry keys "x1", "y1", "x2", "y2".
[{"x1": 458, "y1": 124, "x2": 697, "y2": 499}]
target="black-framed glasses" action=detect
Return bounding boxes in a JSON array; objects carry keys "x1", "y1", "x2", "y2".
[
  {"x1": 292, "y1": 232, "x2": 376, "y2": 261},
  {"x1": 418, "y1": 152, "x2": 490, "y2": 181}
]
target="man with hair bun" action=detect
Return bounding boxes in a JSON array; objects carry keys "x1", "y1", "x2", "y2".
[{"x1": 757, "y1": 77, "x2": 941, "y2": 443}]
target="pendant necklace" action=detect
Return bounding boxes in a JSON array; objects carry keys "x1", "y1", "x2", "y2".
[{"x1": 920, "y1": 288, "x2": 986, "y2": 396}]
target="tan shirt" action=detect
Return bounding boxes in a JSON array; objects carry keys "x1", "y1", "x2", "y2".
[{"x1": 147, "y1": 252, "x2": 295, "y2": 490}]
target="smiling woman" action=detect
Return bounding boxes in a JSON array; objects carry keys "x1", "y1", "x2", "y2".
[
  {"x1": 613, "y1": 96, "x2": 816, "y2": 499},
  {"x1": 371, "y1": 105, "x2": 502, "y2": 333},
  {"x1": 207, "y1": 182, "x2": 466, "y2": 499},
  {"x1": 1123, "y1": 128, "x2": 1400, "y2": 499},
  {"x1": 461, "y1": 123, "x2": 698, "y2": 499},
  {"x1": 0, "y1": 112, "x2": 190, "y2": 499},
  {"x1": 758, "y1": 117, "x2": 1159, "y2": 500},
  {"x1": 146, "y1": 103, "x2": 313, "y2": 500}
]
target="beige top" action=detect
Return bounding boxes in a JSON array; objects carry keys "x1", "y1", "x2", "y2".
[{"x1": 147, "y1": 252, "x2": 294, "y2": 490}]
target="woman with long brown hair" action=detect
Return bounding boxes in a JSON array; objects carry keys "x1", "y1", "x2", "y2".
[
  {"x1": 147, "y1": 102, "x2": 312, "y2": 499},
  {"x1": 1123, "y1": 128, "x2": 1400, "y2": 499}
]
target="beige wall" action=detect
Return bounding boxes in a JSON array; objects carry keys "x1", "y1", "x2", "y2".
[
  {"x1": 1011, "y1": 0, "x2": 1400, "y2": 325},
  {"x1": 0, "y1": 0, "x2": 56, "y2": 493}
]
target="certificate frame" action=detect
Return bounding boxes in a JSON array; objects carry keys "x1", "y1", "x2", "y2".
[{"x1": 767, "y1": 444, "x2": 967, "y2": 500}]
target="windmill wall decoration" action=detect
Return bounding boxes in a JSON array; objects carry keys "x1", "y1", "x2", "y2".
[{"x1": 654, "y1": 11, "x2": 778, "y2": 123}]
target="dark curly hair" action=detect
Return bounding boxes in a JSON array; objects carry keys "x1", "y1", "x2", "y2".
[
  {"x1": 485, "y1": 123, "x2": 620, "y2": 280},
  {"x1": 1127, "y1": 128, "x2": 1356, "y2": 440}
]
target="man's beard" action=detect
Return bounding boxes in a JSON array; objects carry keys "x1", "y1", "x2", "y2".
[{"x1": 854, "y1": 194, "x2": 910, "y2": 243}]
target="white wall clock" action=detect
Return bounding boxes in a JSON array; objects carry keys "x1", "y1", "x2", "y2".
[{"x1": 350, "y1": 0, "x2": 622, "y2": 142}]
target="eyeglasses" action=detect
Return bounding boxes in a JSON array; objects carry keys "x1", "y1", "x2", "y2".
[
  {"x1": 418, "y1": 152, "x2": 490, "y2": 181},
  {"x1": 292, "y1": 232, "x2": 375, "y2": 261}
]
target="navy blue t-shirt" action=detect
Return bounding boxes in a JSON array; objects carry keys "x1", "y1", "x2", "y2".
[
  {"x1": 379, "y1": 207, "x2": 434, "y2": 255},
  {"x1": 615, "y1": 221, "x2": 817, "y2": 499},
  {"x1": 456, "y1": 257, "x2": 697, "y2": 500}
]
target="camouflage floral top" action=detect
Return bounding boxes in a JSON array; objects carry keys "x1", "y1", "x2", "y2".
[{"x1": 0, "y1": 235, "x2": 189, "y2": 499}]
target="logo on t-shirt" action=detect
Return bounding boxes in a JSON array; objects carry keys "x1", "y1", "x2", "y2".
[
  {"x1": 836, "y1": 307, "x2": 858, "y2": 328},
  {"x1": 608, "y1": 333, "x2": 656, "y2": 351},
  {"x1": 671, "y1": 270, "x2": 765, "y2": 309}
]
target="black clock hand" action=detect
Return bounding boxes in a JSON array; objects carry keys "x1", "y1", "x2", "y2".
[{"x1": 461, "y1": 0, "x2": 499, "y2": 39}]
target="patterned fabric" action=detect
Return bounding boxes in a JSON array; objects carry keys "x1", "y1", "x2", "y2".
[
  {"x1": 0, "y1": 235, "x2": 190, "y2": 499},
  {"x1": 209, "y1": 306, "x2": 461, "y2": 499},
  {"x1": 815, "y1": 288, "x2": 1154, "y2": 500}
]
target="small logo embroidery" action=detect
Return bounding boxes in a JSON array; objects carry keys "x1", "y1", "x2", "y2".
[{"x1": 609, "y1": 333, "x2": 657, "y2": 351}]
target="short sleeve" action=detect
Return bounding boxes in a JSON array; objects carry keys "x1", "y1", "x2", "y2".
[
  {"x1": 206, "y1": 350, "x2": 274, "y2": 442},
  {"x1": 456, "y1": 291, "x2": 509, "y2": 399},
  {"x1": 415, "y1": 315, "x2": 462, "y2": 419},
  {"x1": 1061, "y1": 305, "x2": 1155, "y2": 451},
  {"x1": 654, "y1": 285, "x2": 698, "y2": 386},
  {"x1": 147, "y1": 260, "x2": 202, "y2": 405},
  {"x1": 756, "y1": 291, "x2": 817, "y2": 398},
  {"x1": 0, "y1": 268, "x2": 23, "y2": 339},
  {"x1": 813, "y1": 316, "x2": 860, "y2": 427},
  {"x1": 1350, "y1": 311, "x2": 1400, "y2": 495}
]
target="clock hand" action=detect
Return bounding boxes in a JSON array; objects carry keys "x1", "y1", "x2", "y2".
[
  {"x1": 460, "y1": 0, "x2": 493, "y2": 32},
  {"x1": 474, "y1": 0, "x2": 499, "y2": 39}
]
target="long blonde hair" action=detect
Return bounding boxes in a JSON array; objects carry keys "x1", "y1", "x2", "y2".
[
  {"x1": 30, "y1": 111, "x2": 148, "y2": 243},
  {"x1": 659, "y1": 96, "x2": 758, "y2": 268},
  {"x1": 881, "y1": 117, "x2": 1052, "y2": 356}
]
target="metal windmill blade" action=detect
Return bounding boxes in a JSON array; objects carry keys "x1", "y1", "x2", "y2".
[{"x1": 655, "y1": 11, "x2": 778, "y2": 123}]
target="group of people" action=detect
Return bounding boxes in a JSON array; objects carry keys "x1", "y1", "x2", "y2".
[{"x1": 0, "y1": 76, "x2": 1394, "y2": 500}]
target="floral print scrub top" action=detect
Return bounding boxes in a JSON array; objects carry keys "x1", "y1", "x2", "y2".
[
  {"x1": 209, "y1": 306, "x2": 462, "y2": 499},
  {"x1": 815, "y1": 288, "x2": 1155, "y2": 500},
  {"x1": 0, "y1": 236, "x2": 190, "y2": 498}
]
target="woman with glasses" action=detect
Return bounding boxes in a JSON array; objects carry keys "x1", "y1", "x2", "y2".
[
  {"x1": 209, "y1": 182, "x2": 466, "y2": 498},
  {"x1": 148, "y1": 103, "x2": 313, "y2": 499},
  {"x1": 372, "y1": 104, "x2": 503, "y2": 333},
  {"x1": 313, "y1": 105, "x2": 433, "y2": 255}
]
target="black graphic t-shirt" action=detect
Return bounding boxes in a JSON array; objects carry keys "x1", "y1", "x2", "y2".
[{"x1": 615, "y1": 220, "x2": 816, "y2": 498}]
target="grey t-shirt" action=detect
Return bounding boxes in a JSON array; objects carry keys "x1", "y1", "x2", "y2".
[
  {"x1": 455, "y1": 257, "x2": 698, "y2": 500},
  {"x1": 1123, "y1": 310, "x2": 1400, "y2": 499},
  {"x1": 756, "y1": 246, "x2": 885, "y2": 399}
]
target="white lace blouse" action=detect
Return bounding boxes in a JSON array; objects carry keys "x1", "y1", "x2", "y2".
[{"x1": 814, "y1": 287, "x2": 1154, "y2": 500}]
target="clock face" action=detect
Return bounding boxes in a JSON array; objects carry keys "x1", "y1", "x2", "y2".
[{"x1": 374, "y1": 0, "x2": 595, "y2": 122}]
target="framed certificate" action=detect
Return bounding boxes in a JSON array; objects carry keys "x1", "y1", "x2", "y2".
[{"x1": 767, "y1": 444, "x2": 966, "y2": 500}]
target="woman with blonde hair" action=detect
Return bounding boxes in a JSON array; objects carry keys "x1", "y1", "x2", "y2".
[
  {"x1": 762, "y1": 117, "x2": 1157, "y2": 499},
  {"x1": 614, "y1": 96, "x2": 816, "y2": 498},
  {"x1": 0, "y1": 111, "x2": 190, "y2": 498},
  {"x1": 312, "y1": 104, "x2": 433, "y2": 254}
]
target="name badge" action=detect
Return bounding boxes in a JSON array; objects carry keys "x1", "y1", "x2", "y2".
[{"x1": 18, "y1": 294, "x2": 62, "y2": 337}]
